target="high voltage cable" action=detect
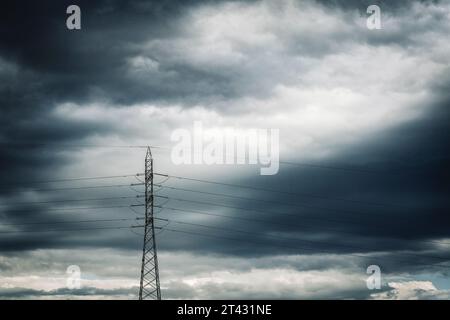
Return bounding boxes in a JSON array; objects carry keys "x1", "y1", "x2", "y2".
[
  {"x1": 153, "y1": 195, "x2": 376, "y2": 227},
  {"x1": 0, "y1": 183, "x2": 140, "y2": 192},
  {"x1": 150, "y1": 185, "x2": 442, "y2": 244},
  {"x1": 1, "y1": 215, "x2": 448, "y2": 268},
  {"x1": 276, "y1": 160, "x2": 387, "y2": 174},
  {"x1": 0, "y1": 170, "x2": 403, "y2": 208},
  {"x1": 0, "y1": 217, "x2": 142, "y2": 227},
  {"x1": 0, "y1": 174, "x2": 140, "y2": 186},
  {"x1": 154, "y1": 184, "x2": 382, "y2": 217},
  {"x1": 0, "y1": 217, "x2": 171, "y2": 228},
  {"x1": 156, "y1": 195, "x2": 450, "y2": 248},
  {"x1": 0, "y1": 211, "x2": 447, "y2": 269},
  {"x1": 6, "y1": 212, "x2": 442, "y2": 269},
  {"x1": 156, "y1": 226, "x2": 450, "y2": 270},
  {"x1": 135, "y1": 184, "x2": 449, "y2": 248},
  {"x1": 157, "y1": 205, "x2": 365, "y2": 233},
  {"x1": 145, "y1": 145, "x2": 393, "y2": 174},
  {"x1": 0, "y1": 142, "x2": 391, "y2": 174},
  {"x1": 154, "y1": 185, "x2": 430, "y2": 231},
  {"x1": 153, "y1": 216, "x2": 450, "y2": 263},
  {"x1": 0, "y1": 180, "x2": 408, "y2": 233},
  {"x1": 0, "y1": 143, "x2": 164, "y2": 149},
  {"x1": 1, "y1": 204, "x2": 135, "y2": 215},
  {"x1": 0, "y1": 225, "x2": 143, "y2": 235},
  {"x1": 152, "y1": 173, "x2": 403, "y2": 208},
  {"x1": 0, "y1": 195, "x2": 142, "y2": 207},
  {"x1": 0, "y1": 218, "x2": 170, "y2": 233},
  {"x1": 2, "y1": 199, "x2": 445, "y2": 249},
  {"x1": 0, "y1": 150, "x2": 443, "y2": 270},
  {"x1": 1, "y1": 178, "x2": 444, "y2": 249},
  {"x1": 2, "y1": 198, "x2": 444, "y2": 248},
  {"x1": 6, "y1": 144, "x2": 438, "y2": 295},
  {"x1": 155, "y1": 205, "x2": 450, "y2": 247}
]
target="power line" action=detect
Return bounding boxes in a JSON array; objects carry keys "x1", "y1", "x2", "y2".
[
  {"x1": 0, "y1": 143, "x2": 165, "y2": 149},
  {"x1": 0, "y1": 183, "x2": 141, "y2": 192},
  {"x1": 0, "y1": 144, "x2": 445, "y2": 297},
  {"x1": 154, "y1": 185, "x2": 434, "y2": 234},
  {"x1": 145, "y1": 144, "x2": 394, "y2": 175},
  {"x1": 152, "y1": 173, "x2": 403, "y2": 208},
  {"x1": 0, "y1": 225, "x2": 143, "y2": 235},
  {"x1": 156, "y1": 195, "x2": 450, "y2": 248},
  {"x1": 154, "y1": 183, "x2": 383, "y2": 217},
  {"x1": 1, "y1": 212, "x2": 447, "y2": 269},
  {"x1": 0, "y1": 195, "x2": 142, "y2": 207},
  {"x1": 1, "y1": 189, "x2": 445, "y2": 263},
  {"x1": 156, "y1": 225, "x2": 450, "y2": 270},
  {"x1": 277, "y1": 160, "x2": 388, "y2": 174},
  {"x1": 156, "y1": 205, "x2": 450, "y2": 247},
  {"x1": 2, "y1": 182, "x2": 443, "y2": 257},
  {"x1": 2, "y1": 198, "x2": 444, "y2": 250},
  {"x1": 154, "y1": 215, "x2": 450, "y2": 263},
  {"x1": 0, "y1": 142, "x2": 391, "y2": 175},
  {"x1": 0, "y1": 179, "x2": 412, "y2": 242},
  {"x1": 3, "y1": 142, "x2": 405, "y2": 175},
  {"x1": 0, "y1": 174, "x2": 141, "y2": 187},
  {"x1": 1, "y1": 204, "x2": 136, "y2": 215},
  {"x1": 153, "y1": 195, "x2": 373, "y2": 227},
  {"x1": 0, "y1": 217, "x2": 142, "y2": 227},
  {"x1": 3, "y1": 198, "x2": 444, "y2": 249}
]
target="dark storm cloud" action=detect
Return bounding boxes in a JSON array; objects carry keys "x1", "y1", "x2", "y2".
[
  {"x1": 0, "y1": 0, "x2": 450, "y2": 299},
  {"x1": 0, "y1": 0, "x2": 446, "y2": 107},
  {"x1": 0, "y1": 0, "x2": 236, "y2": 194},
  {"x1": 0, "y1": 0, "x2": 441, "y2": 114},
  {"x1": 0, "y1": 0, "x2": 238, "y2": 105}
]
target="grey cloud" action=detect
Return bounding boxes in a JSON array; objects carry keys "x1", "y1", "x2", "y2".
[
  {"x1": 0, "y1": 0, "x2": 450, "y2": 299},
  {"x1": 0, "y1": 286, "x2": 138, "y2": 299}
]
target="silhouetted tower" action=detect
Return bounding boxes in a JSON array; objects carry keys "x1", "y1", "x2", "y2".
[{"x1": 138, "y1": 147, "x2": 161, "y2": 300}]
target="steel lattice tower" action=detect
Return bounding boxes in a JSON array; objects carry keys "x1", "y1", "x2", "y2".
[{"x1": 138, "y1": 147, "x2": 161, "y2": 300}]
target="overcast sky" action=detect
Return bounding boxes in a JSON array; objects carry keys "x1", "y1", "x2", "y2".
[{"x1": 1, "y1": 0, "x2": 450, "y2": 299}]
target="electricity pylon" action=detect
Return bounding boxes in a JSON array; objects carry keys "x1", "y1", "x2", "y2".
[{"x1": 138, "y1": 147, "x2": 161, "y2": 300}]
